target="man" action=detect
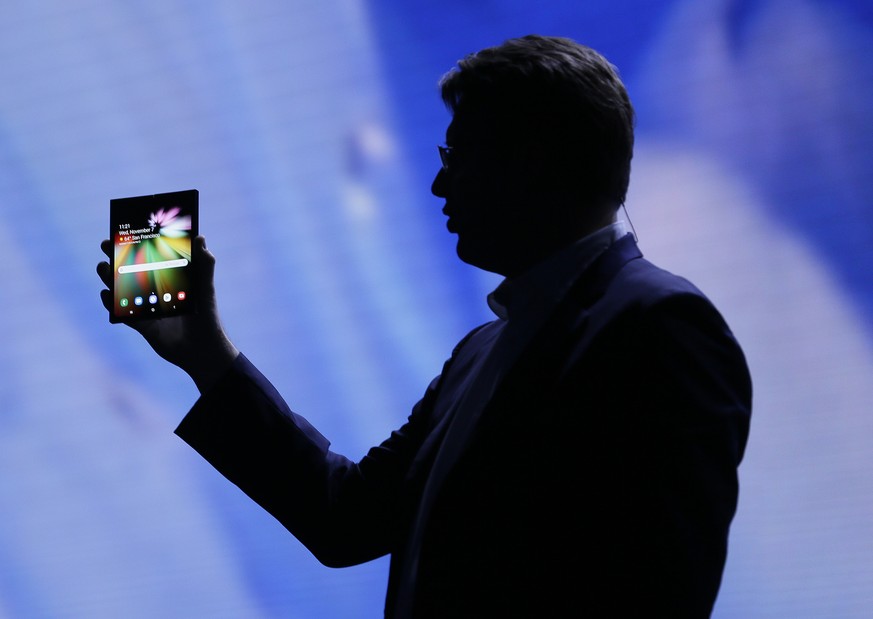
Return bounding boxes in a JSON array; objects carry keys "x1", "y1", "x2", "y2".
[{"x1": 98, "y1": 35, "x2": 751, "y2": 618}]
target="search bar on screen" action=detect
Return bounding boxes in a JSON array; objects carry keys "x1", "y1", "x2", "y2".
[{"x1": 118, "y1": 259, "x2": 188, "y2": 274}]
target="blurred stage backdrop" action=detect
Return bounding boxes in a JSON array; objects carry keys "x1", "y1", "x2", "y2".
[{"x1": 1, "y1": 1, "x2": 872, "y2": 617}]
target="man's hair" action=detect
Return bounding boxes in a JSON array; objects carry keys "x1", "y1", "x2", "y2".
[{"x1": 439, "y1": 35, "x2": 635, "y2": 208}]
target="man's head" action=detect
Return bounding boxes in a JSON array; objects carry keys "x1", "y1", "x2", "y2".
[{"x1": 431, "y1": 35, "x2": 635, "y2": 276}]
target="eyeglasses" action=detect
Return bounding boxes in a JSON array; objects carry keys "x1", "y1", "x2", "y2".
[{"x1": 437, "y1": 145, "x2": 453, "y2": 171}]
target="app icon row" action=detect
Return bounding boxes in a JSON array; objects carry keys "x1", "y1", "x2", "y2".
[{"x1": 119, "y1": 291, "x2": 186, "y2": 308}]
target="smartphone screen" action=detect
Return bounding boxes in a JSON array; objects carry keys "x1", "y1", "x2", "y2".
[{"x1": 109, "y1": 189, "x2": 198, "y2": 323}]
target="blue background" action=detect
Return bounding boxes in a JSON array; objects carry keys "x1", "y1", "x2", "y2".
[{"x1": 1, "y1": 1, "x2": 871, "y2": 617}]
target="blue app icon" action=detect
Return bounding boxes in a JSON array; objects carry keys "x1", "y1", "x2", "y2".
[{"x1": 134, "y1": 296, "x2": 143, "y2": 306}]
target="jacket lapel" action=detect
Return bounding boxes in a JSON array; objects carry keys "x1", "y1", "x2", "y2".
[{"x1": 481, "y1": 234, "x2": 643, "y2": 419}]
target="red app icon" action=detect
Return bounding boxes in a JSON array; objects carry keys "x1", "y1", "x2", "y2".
[{"x1": 177, "y1": 291, "x2": 186, "y2": 301}]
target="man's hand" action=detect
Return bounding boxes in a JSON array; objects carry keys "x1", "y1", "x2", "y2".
[{"x1": 97, "y1": 235, "x2": 239, "y2": 393}]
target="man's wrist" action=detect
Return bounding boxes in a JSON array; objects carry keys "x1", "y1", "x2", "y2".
[{"x1": 189, "y1": 339, "x2": 240, "y2": 394}]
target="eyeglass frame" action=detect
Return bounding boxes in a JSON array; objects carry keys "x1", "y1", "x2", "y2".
[{"x1": 437, "y1": 145, "x2": 453, "y2": 171}]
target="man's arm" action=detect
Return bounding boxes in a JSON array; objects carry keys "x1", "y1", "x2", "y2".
[
  {"x1": 173, "y1": 349, "x2": 461, "y2": 568},
  {"x1": 98, "y1": 236, "x2": 428, "y2": 565}
]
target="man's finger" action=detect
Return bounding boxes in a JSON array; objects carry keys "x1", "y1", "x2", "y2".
[
  {"x1": 99, "y1": 288, "x2": 112, "y2": 312},
  {"x1": 193, "y1": 236, "x2": 214, "y2": 274},
  {"x1": 101, "y1": 239, "x2": 112, "y2": 258},
  {"x1": 96, "y1": 260, "x2": 111, "y2": 288},
  {"x1": 192, "y1": 235, "x2": 218, "y2": 305}
]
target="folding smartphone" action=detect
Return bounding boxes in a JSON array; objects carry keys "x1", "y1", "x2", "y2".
[{"x1": 109, "y1": 189, "x2": 198, "y2": 323}]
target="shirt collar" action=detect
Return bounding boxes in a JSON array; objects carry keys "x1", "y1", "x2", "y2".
[{"x1": 487, "y1": 221, "x2": 627, "y2": 321}]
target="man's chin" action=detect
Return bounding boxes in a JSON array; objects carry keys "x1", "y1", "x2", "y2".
[{"x1": 455, "y1": 238, "x2": 506, "y2": 275}]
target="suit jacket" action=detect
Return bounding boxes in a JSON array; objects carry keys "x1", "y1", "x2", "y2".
[{"x1": 175, "y1": 234, "x2": 752, "y2": 618}]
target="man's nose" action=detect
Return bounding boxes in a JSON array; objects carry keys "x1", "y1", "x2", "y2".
[{"x1": 431, "y1": 167, "x2": 448, "y2": 197}]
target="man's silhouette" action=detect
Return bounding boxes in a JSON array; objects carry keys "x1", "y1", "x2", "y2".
[{"x1": 98, "y1": 35, "x2": 751, "y2": 618}]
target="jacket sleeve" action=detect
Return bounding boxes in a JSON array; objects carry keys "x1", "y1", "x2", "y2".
[
  {"x1": 561, "y1": 289, "x2": 752, "y2": 617},
  {"x1": 175, "y1": 352, "x2": 443, "y2": 567}
]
